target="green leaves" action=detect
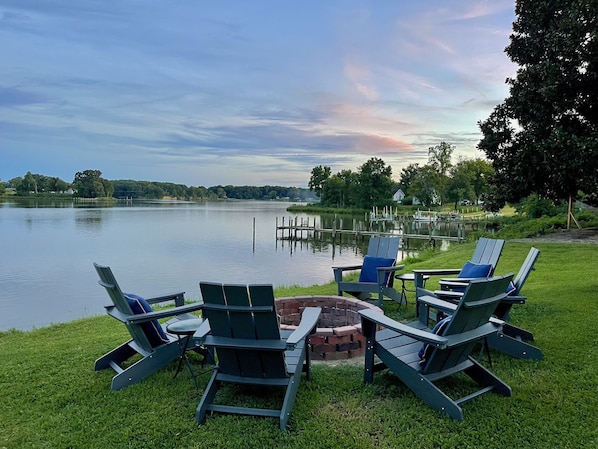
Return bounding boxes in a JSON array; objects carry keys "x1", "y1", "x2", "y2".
[{"x1": 478, "y1": 0, "x2": 598, "y2": 207}]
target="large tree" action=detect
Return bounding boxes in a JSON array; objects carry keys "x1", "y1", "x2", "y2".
[
  {"x1": 446, "y1": 158, "x2": 494, "y2": 208},
  {"x1": 308, "y1": 165, "x2": 331, "y2": 198},
  {"x1": 72, "y1": 169, "x2": 113, "y2": 198},
  {"x1": 356, "y1": 157, "x2": 394, "y2": 209},
  {"x1": 408, "y1": 165, "x2": 440, "y2": 208},
  {"x1": 397, "y1": 163, "x2": 421, "y2": 195},
  {"x1": 478, "y1": 0, "x2": 598, "y2": 211},
  {"x1": 427, "y1": 141, "x2": 454, "y2": 205}
]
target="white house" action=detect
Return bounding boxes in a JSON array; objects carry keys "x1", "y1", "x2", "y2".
[
  {"x1": 392, "y1": 188, "x2": 405, "y2": 203},
  {"x1": 394, "y1": 188, "x2": 440, "y2": 206}
]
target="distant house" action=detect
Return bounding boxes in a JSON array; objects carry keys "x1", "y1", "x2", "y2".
[
  {"x1": 395, "y1": 188, "x2": 440, "y2": 206},
  {"x1": 392, "y1": 189, "x2": 406, "y2": 203}
]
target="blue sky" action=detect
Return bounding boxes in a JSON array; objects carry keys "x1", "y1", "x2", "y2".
[{"x1": 0, "y1": 1, "x2": 517, "y2": 188}]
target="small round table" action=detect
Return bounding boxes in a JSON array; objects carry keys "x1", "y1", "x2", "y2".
[
  {"x1": 166, "y1": 318, "x2": 205, "y2": 387},
  {"x1": 395, "y1": 273, "x2": 429, "y2": 307}
]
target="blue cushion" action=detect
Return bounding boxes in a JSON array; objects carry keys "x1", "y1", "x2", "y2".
[
  {"x1": 506, "y1": 281, "x2": 517, "y2": 296},
  {"x1": 418, "y1": 316, "x2": 452, "y2": 366},
  {"x1": 124, "y1": 293, "x2": 170, "y2": 346},
  {"x1": 358, "y1": 256, "x2": 395, "y2": 283},
  {"x1": 458, "y1": 260, "x2": 493, "y2": 278}
]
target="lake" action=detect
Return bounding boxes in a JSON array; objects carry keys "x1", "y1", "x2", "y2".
[{"x1": 1, "y1": 199, "x2": 395, "y2": 331}]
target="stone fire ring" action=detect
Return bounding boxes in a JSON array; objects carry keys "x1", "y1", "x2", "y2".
[{"x1": 275, "y1": 295, "x2": 383, "y2": 361}]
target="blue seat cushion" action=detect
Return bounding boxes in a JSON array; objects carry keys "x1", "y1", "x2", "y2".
[
  {"x1": 458, "y1": 260, "x2": 493, "y2": 278},
  {"x1": 358, "y1": 256, "x2": 395, "y2": 284},
  {"x1": 124, "y1": 293, "x2": 170, "y2": 346},
  {"x1": 506, "y1": 281, "x2": 517, "y2": 295},
  {"x1": 418, "y1": 316, "x2": 452, "y2": 366}
]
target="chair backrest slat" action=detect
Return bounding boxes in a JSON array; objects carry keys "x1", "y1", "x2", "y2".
[
  {"x1": 200, "y1": 282, "x2": 288, "y2": 379},
  {"x1": 512, "y1": 247, "x2": 540, "y2": 295},
  {"x1": 368, "y1": 236, "x2": 400, "y2": 259},
  {"x1": 94, "y1": 263, "x2": 153, "y2": 352},
  {"x1": 470, "y1": 238, "x2": 505, "y2": 276}
]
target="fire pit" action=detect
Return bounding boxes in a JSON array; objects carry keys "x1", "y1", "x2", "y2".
[{"x1": 275, "y1": 295, "x2": 383, "y2": 361}]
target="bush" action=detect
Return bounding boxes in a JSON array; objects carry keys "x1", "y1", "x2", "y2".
[{"x1": 515, "y1": 194, "x2": 566, "y2": 218}]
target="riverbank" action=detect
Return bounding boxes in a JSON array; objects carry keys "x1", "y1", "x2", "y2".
[{"x1": 1, "y1": 241, "x2": 597, "y2": 448}]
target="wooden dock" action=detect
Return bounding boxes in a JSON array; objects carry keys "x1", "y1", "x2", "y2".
[{"x1": 275, "y1": 216, "x2": 465, "y2": 248}]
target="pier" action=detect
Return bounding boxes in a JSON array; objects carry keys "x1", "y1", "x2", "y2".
[{"x1": 275, "y1": 216, "x2": 465, "y2": 249}]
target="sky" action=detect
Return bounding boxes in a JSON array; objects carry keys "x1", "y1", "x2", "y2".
[{"x1": 0, "y1": 1, "x2": 518, "y2": 188}]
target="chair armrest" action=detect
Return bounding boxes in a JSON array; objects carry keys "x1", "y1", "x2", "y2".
[
  {"x1": 440, "y1": 277, "x2": 485, "y2": 284},
  {"x1": 286, "y1": 307, "x2": 322, "y2": 348},
  {"x1": 333, "y1": 265, "x2": 363, "y2": 272},
  {"x1": 500, "y1": 295, "x2": 527, "y2": 305},
  {"x1": 118, "y1": 302, "x2": 203, "y2": 324},
  {"x1": 192, "y1": 319, "x2": 211, "y2": 343},
  {"x1": 333, "y1": 265, "x2": 363, "y2": 282},
  {"x1": 359, "y1": 309, "x2": 448, "y2": 348},
  {"x1": 443, "y1": 321, "x2": 502, "y2": 348},
  {"x1": 376, "y1": 264, "x2": 405, "y2": 285},
  {"x1": 376, "y1": 264, "x2": 405, "y2": 274},
  {"x1": 145, "y1": 291, "x2": 187, "y2": 307},
  {"x1": 438, "y1": 279, "x2": 469, "y2": 287},
  {"x1": 411, "y1": 269, "x2": 462, "y2": 289},
  {"x1": 489, "y1": 316, "x2": 505, "y2": 326},
  {"x1": 413, "y1": 269, "x2": 462, "y2": 276}
]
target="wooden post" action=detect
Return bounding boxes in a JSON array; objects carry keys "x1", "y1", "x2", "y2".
[
  {"x1": 567, "y1": 195, "x2": 581, "y2": 229},
  {"x1": 567, "y1": 196, "x2": 571, "y2": 230}
]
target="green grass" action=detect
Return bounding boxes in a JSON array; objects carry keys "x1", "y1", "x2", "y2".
[{"x1": 1, "y1": 241, "x2": 598, "y2": 448}]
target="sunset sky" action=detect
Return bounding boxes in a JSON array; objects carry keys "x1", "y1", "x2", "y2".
[{"x1": 1, "y1": 1, "x2": 518, "y2": 188}]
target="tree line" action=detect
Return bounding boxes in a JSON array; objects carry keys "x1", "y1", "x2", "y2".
[
  {"x1": 1, "y1": 170, "x2": 316, "y2": 202},
  {"x1": 308, "y1": 146, "x2": 494, "y2": 210}
]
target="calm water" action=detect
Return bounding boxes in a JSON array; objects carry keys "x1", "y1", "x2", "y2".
[{"x1": 1, "y1": 199, "x2": 381, "y2": 331}]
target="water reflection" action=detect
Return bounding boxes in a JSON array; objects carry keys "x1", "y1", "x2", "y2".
[
  {"x1": 75, "y1": 209, "x2": 106, "y2": 232},
  {"x1": 0, "y1": 199, "x2": 469, "y2": 331}
]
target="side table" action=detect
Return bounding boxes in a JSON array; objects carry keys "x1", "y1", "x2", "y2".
[
  {"x1": 166, "y1": 318, "x2": 205, "y2": 387},
  {"x1": 395, "y1": 273, "x2": 429, "y2": 307}
]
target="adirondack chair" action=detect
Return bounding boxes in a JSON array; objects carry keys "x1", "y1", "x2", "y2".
[
  {"x1": 412, "y1": 237, "x2": 505, "y2": 317},
  {"x1": 93, "y1": 263, "x2": 204, "y2": 390},
  {"x1": 427, "y1": 248, "x2": 543, "y2": 360},
  {"x1": 487, "y1": 247, "x2": 542, "y2": 359},
  {"x1": 333, "y1": 236, "x2": 404, "y2": 308},
  {"x1": 194, "y1": 282, "x2": 321, "y2": 430},
  {"x1": 360, "y1": 274, "x2": 513, "y2": 421}
]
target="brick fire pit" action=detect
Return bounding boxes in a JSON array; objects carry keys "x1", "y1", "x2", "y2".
[{"x1": 275, "y1": 295, "x2": 383, "y2": 361}]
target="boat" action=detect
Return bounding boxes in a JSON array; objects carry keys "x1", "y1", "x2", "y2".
[{"x1": 413, "y1": 209, "x2": 439, "y2": 222}]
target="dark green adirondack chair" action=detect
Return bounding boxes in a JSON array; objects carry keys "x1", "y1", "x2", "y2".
[
  {"x1": 93, "y1": 263, "x2": 204, "y2": 390},
  {"x1": 359, "y1": 274, "x2": 514, "y2": 421},
  {"x1": 428, "y1": 248, "x2": 543, "y2": 360},
  {"x1": 487, "y1": 247, "x2": 542, "y2": 359},
  {"x1": 333, "y1": 236, "x2": 404, "y2": 308},
  {"x1": 194, "y1": 282, "x2": 321, "y2": 430},
  {"x1": 412, "y1": 237, "x2": 505, "y2": 317}
]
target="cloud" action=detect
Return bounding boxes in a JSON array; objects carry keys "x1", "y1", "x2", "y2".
[{"x1": 0, "y1": 0, "x2": 517, "y2": 187}]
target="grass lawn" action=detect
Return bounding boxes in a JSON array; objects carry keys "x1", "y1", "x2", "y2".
[{"x1": 1, "y1": 240, "x2": 597, "y2": 448}]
